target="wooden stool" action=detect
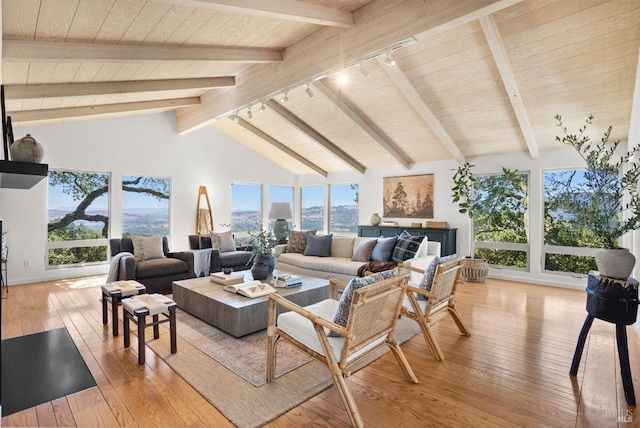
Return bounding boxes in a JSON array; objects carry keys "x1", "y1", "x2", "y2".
[
  {"x1": 101, "y1": 280, "x2": 146, "y2": 336},
  {"x1": 570, "y1": 271, "x2": 639, "y2": 406},
  {"x1": 123, "y1": 294, "x2": 177, "y2": 365}
]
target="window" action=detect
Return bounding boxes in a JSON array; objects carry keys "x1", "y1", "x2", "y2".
[
  {"x1": 231, "y1": 183, "x2": 262, "y2": 245},
  {"x1": 543, "y1": 168, "x2": 606, "y2": 275},
  {"x1": 122, "y1": 175, "x2": 170, "y2": 237},
  {"x1": 47, "y1": 170, "x2": 110, "y2": 267},
  {"x1": 267, "y1": 185, "x2": 294, "y2": 231},
  {"x1": 473, "y1": 171, "x2": 529, "y2": 270},
  {"x1": 330, "y1": 184, "x2": 358, "y2": 236},
  {"x1": 301, "y1": 186, "x2": 325, "y2": 232}
]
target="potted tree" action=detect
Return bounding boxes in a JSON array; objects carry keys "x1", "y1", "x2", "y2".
[
  {"x1": 247, "y1": 228, "x2": 277, "y2": 280},
  {"x1": 555, "y1": 114, "x2": 640, "y2": 278},
  {"x1": 451, "y1": 162, "x2": 489, "y2": 282}
]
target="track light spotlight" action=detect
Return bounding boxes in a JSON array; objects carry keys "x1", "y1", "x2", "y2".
[
  {"x1": 359, "y1": 62, "x2": 370, "y2": 78},
  {"x1": 259, "y1": 101, "x2": 266, "y2": 113},
  {"x1": 247, "y1": 106, "x2": 252, "y2": 119},
  {"x1": 233, "y1": 111, "x2": 240, "y2": 123},
  {"x1": 338, "y1": 70, "x2": 347, "y2": 85},
  {"x1": 384, "y1": 52, "x2": 396, "y2": 67},
  {"x1": 280, "y1": 91, "x2": 289, "y2": 102},
  {"x1": 305, "y1": 83, "x2": 314, "y2": 98}
]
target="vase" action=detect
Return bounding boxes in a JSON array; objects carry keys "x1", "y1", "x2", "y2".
[
  {"x1": 370, "y1": 213, "x2": 381, "y2": 226},
  {"x1": 11, "y1": 134, "x2": 44, "y2": 163},
  {"x1": 595, "y1": 248, "x2": 636, "y2": 279},
  {"x1": 251, "y1": 254, "x2": 274, "y2": 280}
]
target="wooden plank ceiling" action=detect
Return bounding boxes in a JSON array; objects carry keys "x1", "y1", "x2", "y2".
[{"x1": 1, "y1": 0, "x2": 639, "y2": 176}]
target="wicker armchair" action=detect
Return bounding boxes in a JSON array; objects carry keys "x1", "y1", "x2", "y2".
[
  {"x1": 398, "y1": 257, "x2": 471, "y2": 361},
  {"x1": 266, "y1": 274, "x2": 417, "y2": 428}
]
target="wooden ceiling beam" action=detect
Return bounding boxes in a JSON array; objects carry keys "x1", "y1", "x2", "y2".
[
  {"x1": 377, "y1": 57, "x2": 465, "y2": 165},
  {"x1": 9, "y1": 98, "x2": 200, "y2": 124},
  {"x1": 480, "y1": 15, "x2": 539, "y2": 159},
  {"x1": 148, "y1": 0, "x2": 353, "y2": 28},
  {"x1": 313, "y1": 81, "x2": 411, "y2": 170},
  {"x1": 265, "y1": 99, "x2": 366, "y2": 174},
  {"x1": 175, "y1": 0, "x2": 522, "y2": 133},
  {"x1": 3, "y1": 40, "x2": 282, "y2": 63},
  {"x1": 4, "y1": 77, "x2": 234, "y2": 99},
  {"x1": 231, "y1": 116, "x2": 328, "y2": 177}
]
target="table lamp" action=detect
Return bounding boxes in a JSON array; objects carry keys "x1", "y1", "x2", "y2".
[{"x1": 269, "y1": 202, "x2": 292, "y2": 242}]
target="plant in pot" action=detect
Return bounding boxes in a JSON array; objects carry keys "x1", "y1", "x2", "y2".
[
  {"x1": 247, "y1": 228, "x2": 277, "y2": 280},
  {"x1": 554, "y1": 114, "x2": 640, "y2": 278},
  {"x1": 451, "y1": 162, "x2": 489, "y2": 282}
]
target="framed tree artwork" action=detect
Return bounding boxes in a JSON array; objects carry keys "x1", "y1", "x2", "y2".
[{"x1": 383, "y1": 174, "x2": 434, "y2": 218}]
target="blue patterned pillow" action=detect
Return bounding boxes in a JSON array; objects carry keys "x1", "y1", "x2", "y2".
[
  {"x1": 391, "y1": 230, "x2": 425, "y2": 263},
  {"x1": 328, "y1": 269, "x2": 397, "y2": 337},
  {"x1": 417, "y1": 255, "x2": 457, "y2": 301},
  {"x1": 371, "y1": 235, "x2": 398, "y2": 261}
]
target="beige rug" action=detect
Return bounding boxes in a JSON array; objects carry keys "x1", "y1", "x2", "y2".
[{"x1": 147, "y1": 309, "x2": 420, "y2": 428}]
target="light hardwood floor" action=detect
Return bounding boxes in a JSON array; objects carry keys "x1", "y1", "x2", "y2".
[{"x1": 1, "y1": 276, "x2": 638, "y2": 427}]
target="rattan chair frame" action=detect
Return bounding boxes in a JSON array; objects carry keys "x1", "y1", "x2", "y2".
[
  {"x1": 266, "y1": 274, "x2": 418, "y2": 428},
  {"x1": 398, "y1": 258, "x2": 471, "y2": 361}
]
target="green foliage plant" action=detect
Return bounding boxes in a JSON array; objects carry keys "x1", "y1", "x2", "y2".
[
  {"x1": 555, "y1": 114, "x2": 640, "y2": 249},
  {"x1": 451, "y1": 162, "x2": 480, "y2": 258}
]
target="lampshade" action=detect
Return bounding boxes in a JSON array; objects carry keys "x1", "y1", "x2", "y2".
[{"x1": 269, "y1": 202, "x2": 292, "y2": 220}]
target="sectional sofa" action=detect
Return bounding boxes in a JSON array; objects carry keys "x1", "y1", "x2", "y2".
[{"x1": 274, "y1": 233, "x2": 441, "y2": 283}]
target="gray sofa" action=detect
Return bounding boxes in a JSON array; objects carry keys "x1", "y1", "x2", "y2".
[
  {"x1": 275, "y1": 235, "x2": 441, "y2": 284},
  {"x1": 109, "y1": 236, "x2": 195, "y2": 294},
  {"x1": 188, "y1": 234, "x2": 252, "y2": 275}
]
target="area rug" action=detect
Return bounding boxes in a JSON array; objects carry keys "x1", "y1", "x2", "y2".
[
  {"x1": 147, "y1": 309, "x2": 420, "y2": 428},
  {"x1": 1, "y1": 328, "x2": 97, "y2": 416}
]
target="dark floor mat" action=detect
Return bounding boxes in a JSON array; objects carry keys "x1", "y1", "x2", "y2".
[{"x1": 1, "y1": 327, "x2": 97, "y2": 416}]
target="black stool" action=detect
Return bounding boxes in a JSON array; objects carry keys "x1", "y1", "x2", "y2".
[
  {"x1": 123, "y1": 294, "x2": 177, "y2": 365},
  {"x1": 570, "y1": 271, "x2": 639, "y2": 405},
  {"x1": 101, "y1": 280, "x2": 146, "y2": 336}
]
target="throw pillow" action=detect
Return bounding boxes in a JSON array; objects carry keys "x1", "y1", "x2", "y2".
[
  {"x1": 198, "y1": 234, "x2": 212, "y2": 249},
  {"x1": 391, "y1": 230, "x2": 425, "y2": 263},
  {"x1": 210, "y1": 230, "x2": 236, "y2": 253},
  {"x1": 370, "y1": 235, "x2": 398, "y2": 262},
  {"x1": 304, "y1": 234, "x2": 333, "y2": 257},
  {"x1": 328, "y1": 269, "x2": 398, "y2": 337},
  {"x1": 131, "y1": 235, "x2": 166, "y2": 261},
  {"x1": 417, "y1": 255, "x2": 458, "y2": 300},
  {"x1": 286, "y1": 230, "x2": 316, "y2": 253},
  {"x1": 351, "y1": 238, "x2": 377, "y2": 262}
]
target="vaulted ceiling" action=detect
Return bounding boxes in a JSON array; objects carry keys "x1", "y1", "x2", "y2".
[{"x1": 2, "y1": 0, "x2": 639, "y2": 176}]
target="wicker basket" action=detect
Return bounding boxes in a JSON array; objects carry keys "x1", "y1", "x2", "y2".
[{"x1": 460, "y1": 257, "x2": 489, "y2": 282}]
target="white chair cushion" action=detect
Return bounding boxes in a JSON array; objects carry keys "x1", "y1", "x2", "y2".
[{"x1": 277, "y1": 299, "x2": 386, "y2": 362}]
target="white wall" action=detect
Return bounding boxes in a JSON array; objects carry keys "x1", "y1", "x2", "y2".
[
  {"x1": 1, "y1": 111, "x2": 635, "y2": 293},
  {"x1": 0, "y1": 112, "x2": 296, "y2": 285}
]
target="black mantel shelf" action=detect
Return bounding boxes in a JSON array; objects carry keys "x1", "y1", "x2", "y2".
[{"x1": 0, "y1": 160, "x2": 48, "y2": 189}]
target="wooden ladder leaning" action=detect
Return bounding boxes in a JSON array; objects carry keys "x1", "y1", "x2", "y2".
[{"x1": 196, "y1": 186, "x2": 213, "y2": 234}]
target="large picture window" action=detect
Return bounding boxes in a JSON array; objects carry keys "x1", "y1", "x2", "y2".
[
  {"x1": 474, "y1": 171, "x2": 529, "y2": 270},
  {"x1": 301, "y1": 186, "x2": 324, "y2": 232},
  {"x1": 47, "y1": 170, "x2": 110, "y2": 267},
  {"x1": 330, "y1": 184, "x2": 358, "y2": 236},
  {"x1": 231, "y1": 183, "x2": 262, "y2": 245},
  {"x1": 122, "y1": 175, "x2": 170, "y2": 237}
]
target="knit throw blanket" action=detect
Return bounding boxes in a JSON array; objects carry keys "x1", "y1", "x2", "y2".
[{"x1": 106, "y1": 252, "x2": 134, "y2": 283}]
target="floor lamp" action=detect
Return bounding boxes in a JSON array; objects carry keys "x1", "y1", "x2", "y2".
[{"x1": 269, "y1": 202, "x2": 292, "y2": 243}]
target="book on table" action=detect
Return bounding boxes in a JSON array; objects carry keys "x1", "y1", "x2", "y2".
[
  {"x1": 271, "y1": 273, "x2": 302, "y2": 288},
  {"x1": 210, "y1": 271, "x2": 245, "y2": 285},
  {"x1": 223, "y1": 280, "x2": 277, "y2": 298}
]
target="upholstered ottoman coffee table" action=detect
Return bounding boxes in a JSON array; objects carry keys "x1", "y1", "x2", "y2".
[{"x1": 172, "y1": 270, "x2": 329, "y2": 337}]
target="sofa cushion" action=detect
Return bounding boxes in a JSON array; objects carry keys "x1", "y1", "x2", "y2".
[
  {"x1": 304, "y1": 234, "x2": 333, "y2": 257},
  {"x1": 219, "y1": 250, "x2": 252, "y2": 268},
  {"x1": 328, "y1": 269, "x2": 398, "y2": 337},
  {"x1": 287, "y1": 230, "x2": 316, "y2": 253},
  {"x1": 371, "y1": 235, "x2": 398, "y2": 262},
  {"x1": 352, "y1": 238, "x2": 377, "y2": 262},
  {"x1": 277, "y1": 253, "x2": 364, "y2": 276},
  {"x1": 331, "y1": 236, "x2": 355, "y2": 258},
  {"x1": 417, "y1": 255, "x2": 458, "y2": 300},
  {"x1": 199, "y1": 234, "x2": 212, "y2": 249},
  {"x1": 392, "y1": 230, "x2": 425, "y2": 263},
  {"x1": 211, "y1": 230, "x2": 236, "y2": 252},
  {"x1": 135, "y1": 257, "x2": 187, "y2": 279},
  {"x1": 131, "y1": 235, "x2": 166, "y2": 261}
]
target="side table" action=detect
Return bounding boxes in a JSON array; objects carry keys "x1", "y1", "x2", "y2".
[
  {"x1": 570, "y1": 271, "x2": 639, "y2": 405},
  {"x1": 101, "y1": 280, "x2": 146, "y2": 336}
]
